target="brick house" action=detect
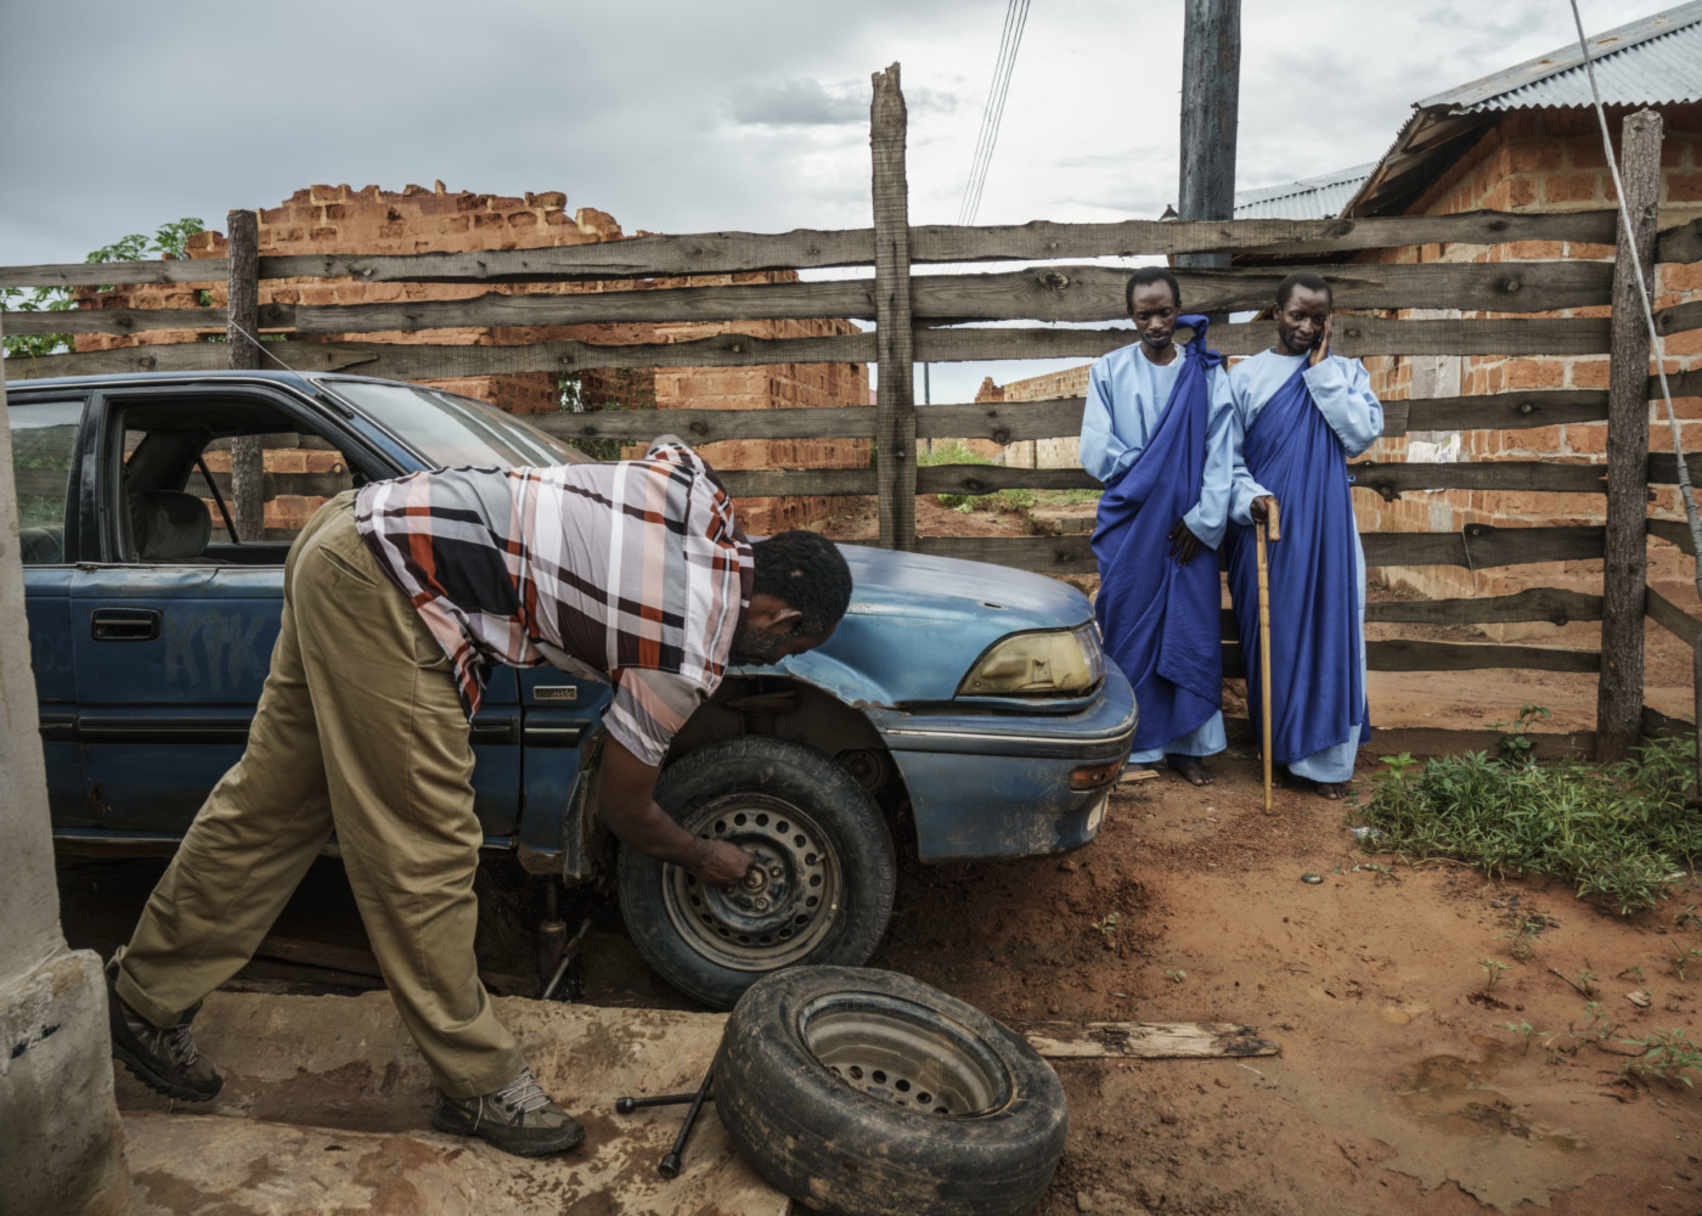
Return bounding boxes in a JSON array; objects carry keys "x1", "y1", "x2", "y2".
[
  {"x1": 75, "y1": 183, "x2": 868, "y2": 534},
  {"x1": 1331, "y1": 2, "x2": 1702, "y2": 621}
]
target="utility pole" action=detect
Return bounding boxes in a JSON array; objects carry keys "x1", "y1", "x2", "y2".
[{"x1": 1176, "y1": 0, "x2": 1241, "y2": 271}]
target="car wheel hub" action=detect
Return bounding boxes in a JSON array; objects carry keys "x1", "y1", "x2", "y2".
[{"x1": 665, "y1": 793, "x2": 841, "y2": 972}]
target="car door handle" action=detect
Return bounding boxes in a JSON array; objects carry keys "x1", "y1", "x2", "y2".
[{"x1": 90, "y1": 608, "x2": 162, "y2": 642}]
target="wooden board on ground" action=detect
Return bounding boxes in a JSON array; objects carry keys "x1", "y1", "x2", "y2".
[{"x1": 1024, "y1": 1021, "x2": 1280, "y2": 1060}]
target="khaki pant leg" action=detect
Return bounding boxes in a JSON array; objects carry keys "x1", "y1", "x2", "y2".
[
  {"x1": 114, "y1": 500, "x2": 345, "y2": 1028},
  {"x1": 290, "y1": 503, "x2": 523, "y2": 1098}
]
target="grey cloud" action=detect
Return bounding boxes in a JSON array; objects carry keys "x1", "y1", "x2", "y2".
[{"x1": 728, "y1": 78, "x2": 962, "y2": 127}]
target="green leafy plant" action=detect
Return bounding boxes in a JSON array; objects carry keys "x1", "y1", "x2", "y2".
[
  {"x1": 1092, "y1": 911, "x2": 1119, "y2": 948},
  {"x1": 1480, "y1": 958, "x2": 1511, "y2": 992},
  {"x1": 1493, "y1": 704, "x2": 1551, "y2": 764},
  {"x1": 1573, "y1": 1000, "x2": 1617, "y2": 1043},
  {"x1": 1619, "y1": 1028, "x2": 1702, "y2": 1088},
  {"x1": 4, "y1": 217, "x2": 209, "y2": 359},
  {"x1": 1667, "y1": 947, "x2": 1702, "y2": 981},
  {"x1": 1163, "y1": 968, "x2": 1186, "y2": 984},
  {"x1": 1500, "y1": 1020, "x2": 1543, "y2": 1054},
  {"x1": 1359, "y1": 734, "x2": 1701, "y2": 914}
]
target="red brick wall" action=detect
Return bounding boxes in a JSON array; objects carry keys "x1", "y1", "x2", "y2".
[
  {"x1": 74, "y1": 182, "x2": 868, "y2": 533},
  {"x1": 1353, "y1": 107, "x2": 1702, "y2": 626}
]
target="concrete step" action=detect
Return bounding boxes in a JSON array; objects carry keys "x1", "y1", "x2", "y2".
[{"x1": 117, "y1": 991, "x2": 785, "y2": 1215}]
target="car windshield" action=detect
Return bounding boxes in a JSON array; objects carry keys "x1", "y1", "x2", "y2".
[{"x1": 319, "y1": 378, "x2": 584, "y2": 469}]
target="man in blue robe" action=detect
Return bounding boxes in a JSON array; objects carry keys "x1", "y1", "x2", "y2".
[
  {"x1": 1081, "y1": 267, "x2": 1236, "y2": 786},
  {"x1": 1227, "y1": 272, "x2": 1384, "y2": 798}
]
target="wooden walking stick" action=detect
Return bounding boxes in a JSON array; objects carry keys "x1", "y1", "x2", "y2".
[{"x1": 1255, "y1": 500, "x2": 1281, "y2": 812}]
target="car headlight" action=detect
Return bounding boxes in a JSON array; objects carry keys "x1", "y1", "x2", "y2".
[{"x1": 956, "y1": 623, "x2": 1106, "y2": 697}]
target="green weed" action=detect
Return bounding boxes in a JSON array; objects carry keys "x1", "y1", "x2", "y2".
[
  {"x1": 1359, "y1": 732, "x2": 1701, "y2": 915},
  {"x1": 1620, "y1": 1028, "x2": 1702, "y2": 1088}
]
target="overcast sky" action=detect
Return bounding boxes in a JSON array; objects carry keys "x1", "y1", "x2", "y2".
[{"x1": 0, "y1": 0, "x2": 1669, "y2": 400}]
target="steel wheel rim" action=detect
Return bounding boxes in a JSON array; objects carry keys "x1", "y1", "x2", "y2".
[
  {"x1": 798, "y1": 992, "x2": 1014, "y2": 1118},
  {"x1": 663, "y1": 793, "x2": 843, "y2": 972}
]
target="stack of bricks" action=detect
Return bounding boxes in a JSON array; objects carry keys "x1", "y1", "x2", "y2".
[
  {"x1": 1353, "y1": 105, "x2": 1702, "y2": 629},
  {"x1": 974, "y1": 366, "x2": 1091, "y2": 468},
  {"x1": 73, "y1": 183, "x2": 868, "y2": 533}
]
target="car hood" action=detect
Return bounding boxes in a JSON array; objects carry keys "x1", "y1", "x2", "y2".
[{"x1": 771, "y1": 544, "x2": 1096, "y2": 707}]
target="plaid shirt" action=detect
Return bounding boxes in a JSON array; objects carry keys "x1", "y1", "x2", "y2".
[{"x1": 354, "y1": 438, "x2": 753, "y2": 766}]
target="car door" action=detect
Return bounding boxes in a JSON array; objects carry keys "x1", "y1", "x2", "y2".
[
  {"x1": 9, "y1": 392, "x2": 87, "y2": 825},
  {"x1": 67, "y1": 381, "x2": 522, "y2": 844}
]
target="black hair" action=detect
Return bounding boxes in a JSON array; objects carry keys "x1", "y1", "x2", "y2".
[
  {"x1": 751, "y1": 530, "x2": 852, "y2": 636},
  {"x1": 1125, "y1": 266, "x2": 1182, "y2": 314},
  {"x1": 1276, "y1": 271, "x2": 1333, "y2": 310}
]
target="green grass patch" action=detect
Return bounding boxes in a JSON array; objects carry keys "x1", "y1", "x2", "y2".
[
  {"x1": 1359, "y1": 711, "x2": 1700, "y2": 915},
  {"x1": 918, "y1": 441, "x2": 1035, "y2": 512}
]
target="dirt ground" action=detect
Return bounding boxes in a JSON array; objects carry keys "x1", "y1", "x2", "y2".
[{"x1": 57, "y1": 497, "x2": 1702, "y2": 1214}]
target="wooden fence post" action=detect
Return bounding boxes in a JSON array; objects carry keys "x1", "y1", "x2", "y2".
[
  {"x1": 1176, "y1": 0, "x2": 1240, "y2": 273},
  {"x1": 1596, "y1": 109, "x2": 1663, "y2": 762},
  {"x1": 226, "y1": 209, "x2": 264, "y2": 540},
  {"x1": 870, "y1": 63, "x2": 917, "y2": 551}
]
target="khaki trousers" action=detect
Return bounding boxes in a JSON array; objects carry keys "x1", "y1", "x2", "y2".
[{"x1": 114, "y1": 492, "x2": 524, "y2": 1097}]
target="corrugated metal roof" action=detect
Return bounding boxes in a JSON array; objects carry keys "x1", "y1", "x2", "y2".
[
  {"x1": 1233, "y1": 163, "x2": 1375, "y2": 220},
  {"x1": 1422, "y1": 1, "x2": 1702, "y2": 112}
]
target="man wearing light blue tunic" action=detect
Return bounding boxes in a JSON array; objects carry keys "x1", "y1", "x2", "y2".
[
  {"x1": 1227, "y1": 272, "x2": 1384, "y2": 798},
  {"x1": 1082, "y1": 267, "x2": 1236, "y2": 786}
]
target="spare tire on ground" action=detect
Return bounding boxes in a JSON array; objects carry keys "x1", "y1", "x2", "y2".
[{"x1": 714, "y1": 965, "x2": 1068, "y2": 1216}]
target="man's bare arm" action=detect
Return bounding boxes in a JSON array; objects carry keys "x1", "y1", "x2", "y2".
[{"x1": 597, "y1": 738, "x2": 754, "y2": 887}]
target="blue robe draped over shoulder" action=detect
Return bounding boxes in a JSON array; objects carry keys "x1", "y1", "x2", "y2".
[
  {"x1": 1089, "y1": 316, "x2": 1231, "y2": 757},
  {"x1": 1226, "y1": 353, "x2": 1381, "y2": 776}
]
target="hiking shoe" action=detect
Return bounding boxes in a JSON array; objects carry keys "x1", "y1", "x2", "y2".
[
  {"x1": 105, "y1": 961, "x2": 223, "y2": 1102},
  {"x1": 431, "y1": 1067, "x2": 586, "y2": 1157}
]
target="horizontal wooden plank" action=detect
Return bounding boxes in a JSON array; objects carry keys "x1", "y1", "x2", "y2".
[
  {"x1": 0, "y1": 258, "x2": 230, "y2": 287},
  {"x1": 0, "y1": 330, "x2": 879, "y2": 381},
  {"x1": 1220, "y1": 588, "x2": 1603, "y2": 635},
  {"x1": 1387, "y1": 390, "x2": 1609, "y2": 436},
  {"x1": 1363, "y1": 588, "x2": 1603, "y2": 626},
  {"x1": 1022, "y1": 1022, "x2": 1278, "y2": 1060},
  {"x1": 283, "y1": 260, "x2": 1612, "y2": 333},
  {"x1": 1656, "y1": 298, "x2": 1702, "y2": 338},
  {"x1": 919, "y1": 316, "x2": 1610, "y2": 362},
  {"x1": 1646, "y1": 587, "x2": 1702, "y2": 645},
  {"x1": 7, "y1": 211, "x2": 1672, "y2": 290},
  {"x1": 916, "y1": 464, "x2": 1097, "y2": 494},
  {"x1": 1217, "y1": 714, "x2": 1597, "y2": 757},
  {"x1": 1, "y1": 304, "x2": 293, "y2": 336},
  {"x1": 911, "y1": 526, "x2": 1606, "y2": 574},
  {"x1": 535, "y1": 405, "x2": 876, "y2": 443},
  {"x1": 717, "y1": 468, "x2": 873, "y2": 497},
  {"x1": 1361, "y1": 525, "x2": 1604, "y2": 568},
  {"x1": 1221, "y1": 639, "x2": 1599, "y2": 676},
  {"x1": 1348, "y1": 460, "x2": 1605, "y2": 499},
  {"x1": 909, "y1": 210, "x2": 1625, "y2": 262},
  {"x1": 1648, "y1": 453, "x2": 1702, "y2": 484},
  {"x1": 203, "y1": 471, "x2": 350, "y2": 499},
  {"x1": 1649, "y1": 517, "x2": 1699, "y2": 555},
  {"x1": 532, "y1": 398, "x2": 1088, "y2": 445}
]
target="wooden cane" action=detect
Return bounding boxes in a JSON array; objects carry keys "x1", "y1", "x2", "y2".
[{"x1": 1255, "y1": 500, "x2": 1282, "y2": 812}]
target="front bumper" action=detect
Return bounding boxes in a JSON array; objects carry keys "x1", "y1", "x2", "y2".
[{"x1": 869, "y1": 666, "x2": 1137, "y2": 863}]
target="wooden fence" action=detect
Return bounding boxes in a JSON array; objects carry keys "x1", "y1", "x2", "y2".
[{"x1": 4, "y1": 66, "x2": 1701, "y2": 765}]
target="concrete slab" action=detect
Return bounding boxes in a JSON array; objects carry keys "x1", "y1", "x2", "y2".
[{"x1": 116, "y1": 991, "x2": 787, "y2": 1214}]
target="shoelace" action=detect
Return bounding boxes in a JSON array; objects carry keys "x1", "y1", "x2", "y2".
[
  {"x1": 490, "y1": 1069, "x2": 554, "y2": 1117},
  {"x1": 159, "y1": 1023, "x2": 202, "y2": 1067}
]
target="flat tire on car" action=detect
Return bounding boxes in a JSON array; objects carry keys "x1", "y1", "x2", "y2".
[
  {"x1": 617, "y1": 737, "x2": 897, "y2": 1009},
  {"x1": 714, "y1": 966, "x2": 1069, "y2": 1216}
]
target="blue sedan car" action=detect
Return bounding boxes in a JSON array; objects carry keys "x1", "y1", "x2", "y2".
[{"x1": 10, "y1": 370, "x2": 1135, "y2": 1006}]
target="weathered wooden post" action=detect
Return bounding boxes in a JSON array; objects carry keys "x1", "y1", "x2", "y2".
[
  {"x1": 1176, "y1": 0, "x2": 1240, "y2": 272},
  {"x1": 1597, "y1": 110, "x2": 1664, "y2": 762},
  {"x1": 226, "y1": 208, "x2": 265, "y2": 540},
  {"x1": 870, "y1": 63, "x2": 917, "y2": 551}
]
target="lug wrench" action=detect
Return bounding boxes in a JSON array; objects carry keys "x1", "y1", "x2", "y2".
[{"x1": 614, "y1": 1064, "x2": 715, "y2": 1179}]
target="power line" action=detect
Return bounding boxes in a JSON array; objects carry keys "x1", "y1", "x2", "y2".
[{"x1": 958, "y1": 0, "x2": 1031, "y2": 226}]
